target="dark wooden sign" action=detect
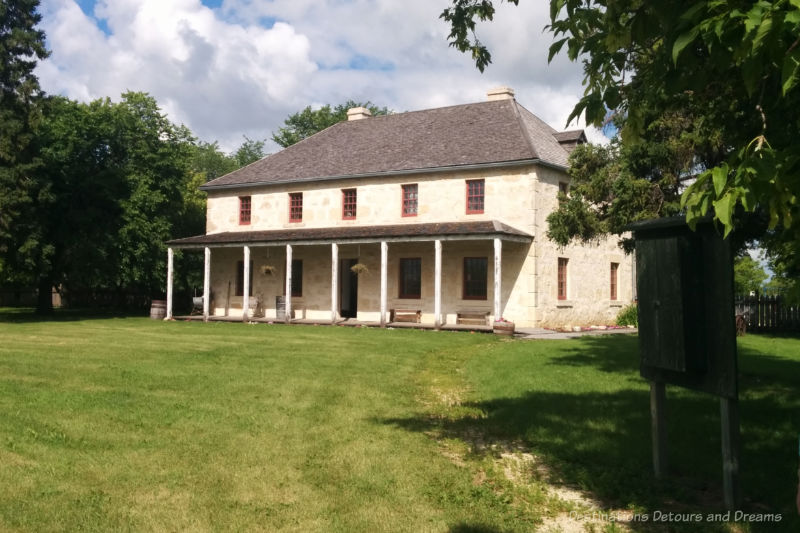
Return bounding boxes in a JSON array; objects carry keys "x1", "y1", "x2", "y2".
[
  {"x1": 630, "y1": 216, "x2": 737, "y2": 398},
  {"x1": 627, "y1": 216, "x2": 740, "y2": 510}
]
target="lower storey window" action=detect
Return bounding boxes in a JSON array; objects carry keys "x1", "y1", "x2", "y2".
[
  {"x1": 558, "y1": 258, "x2": 568, "y2": 300},
  {"x1": 236, "y1": 260, "x2": 253, "y2": 296},
  {"x1": 399, "y1": 258, "x2": 421, "y2": 298},
  {"x1": 610, "y1": 262, "x2": 619, "y2": 300},
  {"x1": 290, "y1": 259, "x2": 303, "y2": 297},
  {"x1": 463, "y1": 257, "x2": 488, "y2": 299}
]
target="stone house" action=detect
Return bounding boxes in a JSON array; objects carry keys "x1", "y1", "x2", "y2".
[{"x1": 165, "y1": 87, "x2": 633, "y2": 328}]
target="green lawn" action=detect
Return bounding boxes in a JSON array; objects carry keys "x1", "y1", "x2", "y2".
[{"x1": 0, "y1": 311, "x2": 798, "y2": 532}]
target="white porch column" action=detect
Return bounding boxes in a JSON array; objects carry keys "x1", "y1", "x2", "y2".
[
  {"x1": 331, "y1": 243, "x2": 339, "y2": 324},
  {"x1": 242, "y1": 245, "x2": 250, "y2": 322},
  {"x1": 285, "y1": 244, "x2": 293, "y2": 323},
  {"x1": 166, "y1": 247, "x2": 174, "y2": 320},
  {"x1": 380, "y1": 241, "x2": 388, "y2": 327},
  {"x1": 493, "y1": 238, "x2": 502, "y2": 321},
  {"x1": 203, "y1": 247, "x2": 211, "y2": 321},
  {"x1": 434, "y1": 240, "x2": 442, "y2": 329}
]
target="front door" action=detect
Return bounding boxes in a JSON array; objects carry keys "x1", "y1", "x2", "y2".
[{"x1": 340, "y1": 259, "x2": 358, "y2": 318}]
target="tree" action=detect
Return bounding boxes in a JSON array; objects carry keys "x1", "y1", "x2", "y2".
[
  {"x1": 232, "y1": 136, "x2": 267, "y2": 167},
  {"x1": 191, "y1": 141, "x2": 238, "y2": 182},
  {"x1": 272, "y1": 100, "x2": 391, "y2": 148},
  {"x1": 0, "y1": 0, "x2": 50, "y2": 311},
  {"x1": 733, "y1": 255, "x2": 768, "y2": 294},
  {"x1": 442, "y1": 0, "x2": 800, "y2": 264}
]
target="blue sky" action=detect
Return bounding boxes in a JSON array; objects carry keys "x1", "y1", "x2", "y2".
[{"x1": 35, "y1": 0, "x2": 601, "y2": 152}]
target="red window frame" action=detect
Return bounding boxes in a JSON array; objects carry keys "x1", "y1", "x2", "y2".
[
  {"x1": 402, "y1": 184, "x2": 418, "y2": 217},
  {"x1": 239, "y1": 196, "x2": 251, "y2": 225},
  {"x1": 463, "y1": 257, "x2": 488, "y2": 300},
  {"x1": 398, "y1": 258, "x2": 422, "y2": 299},
  {"x1": 610, "y1": 262, "x2": 619, "y2": 301},
  {"x1": 342, "y1": 188, "x2": 357, "y2": 220},
  {"x1": 558, "y1": 258, "x2": 568, "y2": 300},
  {"x1": 289, "y1": 192, "x2": 303, "y2": 222},
  {"x1": 466, "y1": 179, "x2": 484, "y2": 214}
]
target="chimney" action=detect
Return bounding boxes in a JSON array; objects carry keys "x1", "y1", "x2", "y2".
[
  {"x1": 486, "y1": 86, "x2": 515, "y2": 101},
  {"x1": 347, "y1": 107, "x2": 372, "y2": 121}
]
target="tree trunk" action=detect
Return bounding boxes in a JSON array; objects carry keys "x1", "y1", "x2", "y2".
[{"x1": 35, "y1": 277, "x2": 53, "y2": 314}]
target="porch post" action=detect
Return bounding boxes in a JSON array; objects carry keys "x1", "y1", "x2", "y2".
[
  {"x1": 285, "y1": 244, "x2": 293, "y2": 323},
  {"x1": 380, "y1": 241, "x2": 388, "y2": 327},
  {"x1": 493, "y1": 238, "x2": 502, "y2": 321},
  {"x1": 242, "y1": 245, "x2": 250, "y2": 322},
  {"x1": 166, "y1": 247, "x2": 174, "y2": 320},
  {"x1": 203, "y1": 247, "x2": 211, "y2": 321},
  {"x1": 434, "y1": 239, "x2": 442, "y2": 329},
  {"x1": 331, "y1": 243, "x2": 339, "y2": 324}
]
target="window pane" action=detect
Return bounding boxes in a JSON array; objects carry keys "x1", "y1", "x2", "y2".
[
  {"x1": 289, "y1": 193, "x2": 303, "y2": 222},
  {"x1": 236, "y1": 260, "x2": 253, "y2": 296},
  {"x1": 343, "y1": 189, "x2": 357, "y2": 219},
  {"x1": 291, "y1": 259, "x2": 303, "y2": 297},
  {"x1": 610, "y1": 262, "x2": 619, "y2": 300},
  {"x1": 463, "y1": 257, "x2": 488, "y2": 299},
  {"x1": 239, "y1": 196, "x2": 251, "y2": 224},
  {"x1": 402, "y1": 184, "x2": 418, "y2": 216},
  {"x1": 467, "y1": 179, "x2": 484, "y2": 213},
  {"x1": 399, "y1": 258, "x2": 421, "y2": 298},
  {"x1": 558, "y1": 258, "x2": 568, "y2": 300}
]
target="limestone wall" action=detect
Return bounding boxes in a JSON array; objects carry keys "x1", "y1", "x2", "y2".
[
  {"x1": 206, "y1": 167, "x2": 536, "y2": 236},
  {"x1": 200, "y1": 163, "x2": 634, "y2": 328},
  {"x1": 531, "y1": 167, "x2": 635, "y2": 328}
]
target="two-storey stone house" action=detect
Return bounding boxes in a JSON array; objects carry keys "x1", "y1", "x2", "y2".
[{"x1": 166, "y1": 87, "x2": 633, "y2": 328}]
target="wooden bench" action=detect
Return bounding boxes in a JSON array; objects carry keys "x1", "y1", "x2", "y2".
[
  {"x1": 391, "y1": 309, "x2": 421, "y2": 323},
  {"x1": 457, "y1": 310, "x2": 490, "y2": 326}
]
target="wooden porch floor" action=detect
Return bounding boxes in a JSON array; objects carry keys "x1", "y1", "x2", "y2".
[{"x1": 173, "y1": 314, "x2": 493, "y2": 333}]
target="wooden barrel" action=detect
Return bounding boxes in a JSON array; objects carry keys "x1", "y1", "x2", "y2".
[{"x1": 150, "y1": 300, "x2": 167, "y2": 320}]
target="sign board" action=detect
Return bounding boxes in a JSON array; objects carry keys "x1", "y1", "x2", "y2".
[{"x1": 628, "y1": 217, "x2": 737, "y2": 398}]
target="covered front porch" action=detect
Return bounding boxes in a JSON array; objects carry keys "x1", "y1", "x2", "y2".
[{"x1": 165, "y1": 221, "x2": 533, "y2": 329}]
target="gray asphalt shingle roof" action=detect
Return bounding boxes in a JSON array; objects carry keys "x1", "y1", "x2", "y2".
[{"x1": 202, "y1": 98, "x2": 579, "y2": 190}]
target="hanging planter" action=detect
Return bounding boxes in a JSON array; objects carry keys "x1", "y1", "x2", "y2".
[
  {"x1": 350, "y1": 263, "x2": 370, "y2": 276},
  {"x1": 261, "y1": 265, "x2": 277, "y2": 276}
]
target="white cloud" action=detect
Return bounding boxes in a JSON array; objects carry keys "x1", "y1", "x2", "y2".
[{"x1": 36, "y1": 0, "x2": 604, "y2": 152}]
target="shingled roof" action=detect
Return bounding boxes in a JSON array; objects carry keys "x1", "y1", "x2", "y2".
[{"x1": 202, "y1": 97, "x2": 580, "y2": 190}]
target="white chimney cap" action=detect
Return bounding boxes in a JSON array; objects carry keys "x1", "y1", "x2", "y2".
[
  {"x1": 486, "y1": 86, "x2": 515, "y2": 101},
  {"x1": 347, "y1": 107, "x2": 372, "y2": 121}
]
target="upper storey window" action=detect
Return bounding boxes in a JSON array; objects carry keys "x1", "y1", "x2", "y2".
[
  {"x1": 466, "y1": 179, "x2": 484, "y2": 214},
  {"x1": 289, "y1": 192, "x2": 303, "y2": 222},
  {"x1": 239, "y1": 196, "x2": 251, "y2": 225},
  {"x1": 342, "y1": 188, "x2": 357, "y2": 220},
  {"x1": 402, "y1": 184, "x2": 418, "y2": 217},
  {"x1": 558, "y1": 181, "x2": 569, "y2": 203}
]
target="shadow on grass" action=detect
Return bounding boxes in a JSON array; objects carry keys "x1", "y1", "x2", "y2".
[
  {"x1": 0, "y1": 307, "x2": 146, "y2": 323},
  {"x1": 384, "y1": 335, "x2": 800, "y2": 532},
  {"x1": 448, "y1": 524, "x2": 506, "y2": 533}
]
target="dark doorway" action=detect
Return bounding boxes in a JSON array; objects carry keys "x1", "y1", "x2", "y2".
[{"x1": 340, "y1": 258, "x2": 358, "y2": 318}]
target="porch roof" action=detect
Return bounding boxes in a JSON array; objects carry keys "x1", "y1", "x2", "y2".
[{"x1": 166, "y1": 220, "x2": 532, "y2": 249}]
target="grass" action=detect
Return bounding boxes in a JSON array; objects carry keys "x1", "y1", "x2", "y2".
[{"x1": 0, "y1": 310, "x2": 798, "y2": 532}]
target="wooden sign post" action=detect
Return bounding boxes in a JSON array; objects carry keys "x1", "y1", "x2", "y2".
[{"x1": 628, "y1": 217, "x2": 740, "y2": 510}]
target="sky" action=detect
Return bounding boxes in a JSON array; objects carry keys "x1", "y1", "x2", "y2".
[{"x1": 35, "y1": 0, "x2": 606, "y2": 153}]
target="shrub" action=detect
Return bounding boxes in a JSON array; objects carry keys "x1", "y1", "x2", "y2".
[{"x1": 616, "y1": 303, "x2": 638, "y2": 327}]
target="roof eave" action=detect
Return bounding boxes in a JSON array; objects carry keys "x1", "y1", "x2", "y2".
[{"x1": 198, "y1": 159, "x2": 545, "y2": 192}]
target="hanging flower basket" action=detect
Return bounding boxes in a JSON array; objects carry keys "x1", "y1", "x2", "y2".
[
  {"x1": 350, "y1": 263, "x2": 370, "y2": 275},
  {"x1": 261, "y1": 265, "x2": 277, "y2": 276}
]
